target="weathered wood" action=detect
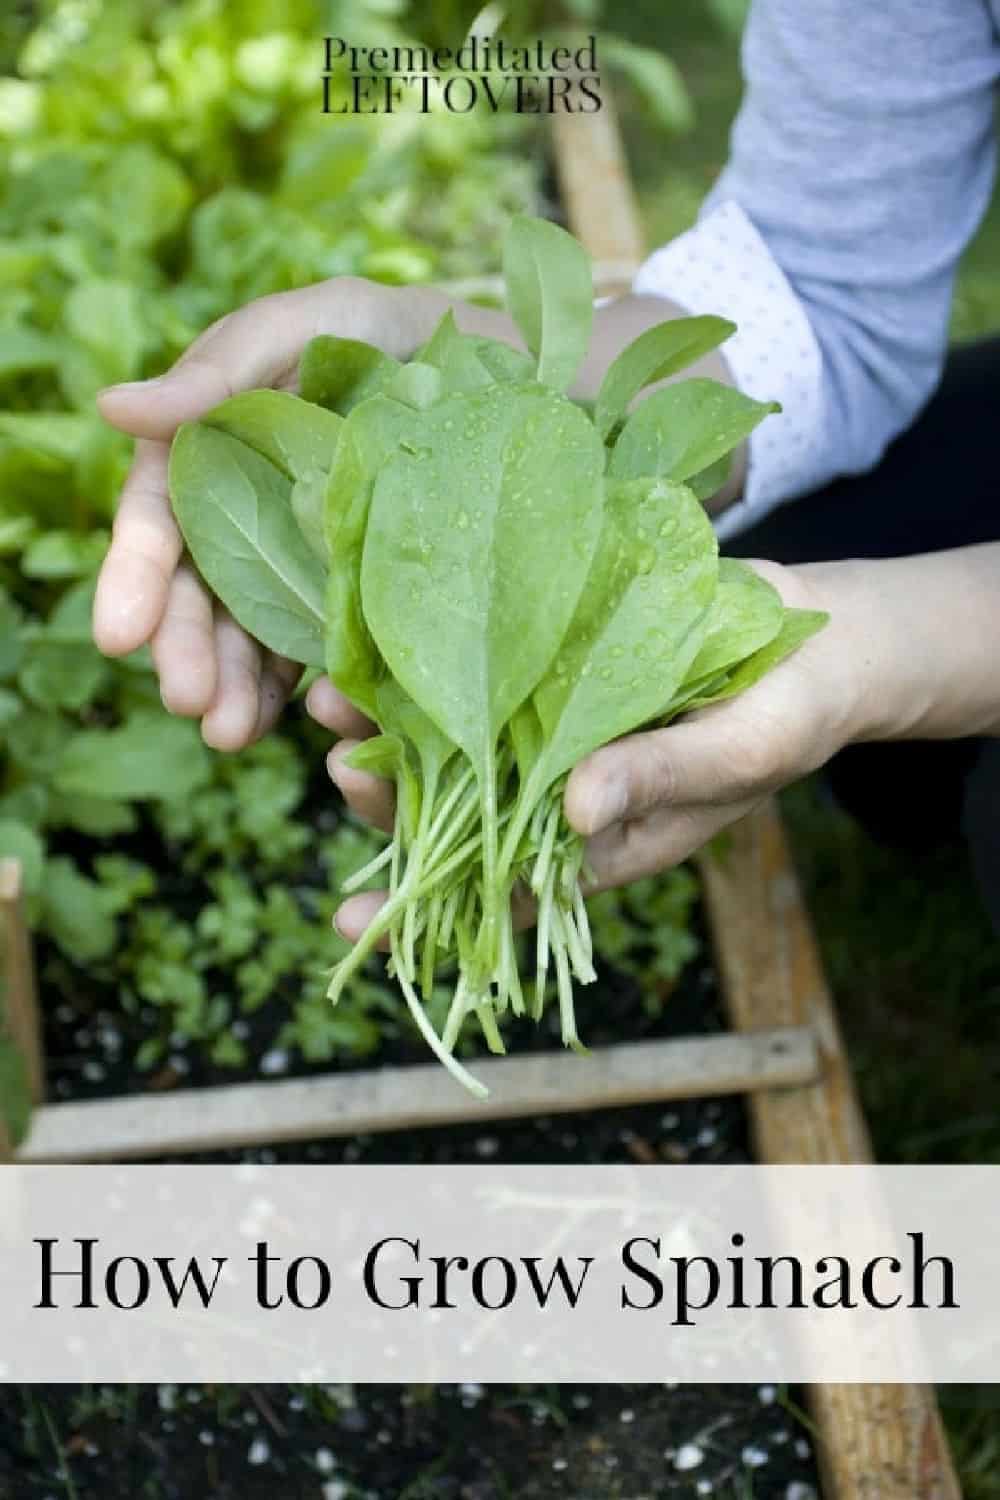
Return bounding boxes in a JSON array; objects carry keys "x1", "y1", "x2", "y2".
[
  {"x1": 17, "y1": 1026, "x2": 817, "y2": 1163},
  {"x1": 698, "y1": 804, "x2": 870, "y2": 1166},
  {"x1": 0, "y1": 857, "x2": 45, "y2": 1116},
  {"x1": 699, "y1": 803, "x2": 961, "y2": 1500},
  {"x1": 550, "y1": 87, "x2": 644, "y2": 285},
  {"x1": 550, "y1": 86, "x2": 961, "y2": 1500}
]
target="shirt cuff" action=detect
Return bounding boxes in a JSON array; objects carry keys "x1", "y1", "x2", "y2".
[{"x1": 632, "y1": 200, "x2": 824, "y2": 541}]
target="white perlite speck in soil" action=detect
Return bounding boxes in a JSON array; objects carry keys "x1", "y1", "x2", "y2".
[
  {"x1": 786, "y1": 1486, "x2": 818, "y2": 1500},
  {"x1": 741, "y1": 1443, "x2": 769, "y2": 1467},
  {"x1": 674, "y1": 1443, "x2": 704, "y2": 1471},
  {"x1": 248, "y1": 1438, "x2": 270, "y2": 1466},
  {"x1": 315, "y1": 1449, "x2": 336, "y2": 1473},
  {"x1": 322, "y1": 1483, "x2": 349, "y2": 1500}
]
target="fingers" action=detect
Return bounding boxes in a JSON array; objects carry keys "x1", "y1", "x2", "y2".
[
  {"x1": 564, "y1": 708, "x2": 774, "y2": 837},
  {"x1": 305, "y1": 676, "x2": 377, "y2": 739},
  {"x1": 94, "y1": 289, "x2": 332, "y2": 672},
  {"x1": 326, "y1": 740, "x2": 396, "y2": 834},
  {"x1": 334, "y1": 890, "x2": 389, "y2": 944},
  {"x1": 96, "y1": 286, "x2": 333, "y2": 439},
  {"x1": 254, "y1": 654, "x2": 302, "y2": 741},
  {"x1": 201, "y1": 611, "x2": 264, "y2": 751},
  {"x1": 150, "y1": 562, "x2": 217, "y2": 715},
  {"x1": 97, "y1": 356, "x2": 239, "y2": 439},
  {"x1": 92, "y1": 440, "x2": 180, "y2": 656},
  {"x1": 583, "y1": 799, "x2": 755, "y2": 891},
  {"x1": 311, "y1": 679, "x2": 390, "y2": 839}
]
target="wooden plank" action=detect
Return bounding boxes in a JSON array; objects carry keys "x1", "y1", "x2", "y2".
[
  {"x1": 0, "y1": 858, "x2": 45, "y2": 1104},
  {"x1": 17, "y1": 1026, "x2": 818, "y2": 1163},
  {"x1": 0, "y1": 858, "x2": 44, "y2": 1169},
  {"x1": 550, "y1": 88, "x2": 644, "y2": 284},
  {"x1": 550, "y1": 87, "x2": 961, "y2": 1500},
  {"x1": 698, "y1": 803, "x2": 870, "y2": 1166},
  {"x1": 699, "y1": 803, "x2": 961, "y2": 1500}
]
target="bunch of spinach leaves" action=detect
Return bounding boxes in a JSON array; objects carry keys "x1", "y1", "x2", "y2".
[{"x1": 170, "y1": 215, "x2": 827, "y2": 1095}]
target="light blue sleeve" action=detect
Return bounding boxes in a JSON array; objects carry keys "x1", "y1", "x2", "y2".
[{"x1": 705, "y1": 0, "x2": 1000, "y2": 496}]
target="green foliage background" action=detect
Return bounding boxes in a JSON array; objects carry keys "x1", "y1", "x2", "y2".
[{"x1": 0, "y1": 0, "x2": 700, "y2": 1102}]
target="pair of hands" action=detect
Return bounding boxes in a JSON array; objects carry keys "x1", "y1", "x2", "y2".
[{"x1": 93, "y1": 277, "x2": 862, "y2": 941}]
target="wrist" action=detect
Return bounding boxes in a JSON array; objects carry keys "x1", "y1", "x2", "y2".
[{"x1": 796, "y1": 558, "x2": 927, "y2": 745}]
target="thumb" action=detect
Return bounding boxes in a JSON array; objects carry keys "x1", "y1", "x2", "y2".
[
  {"x1": 565, "y1": 715, "x2": 756, "y2": 836},
  {"x1": 96, "y1": 283, "x2": 335, "y2": 440}
]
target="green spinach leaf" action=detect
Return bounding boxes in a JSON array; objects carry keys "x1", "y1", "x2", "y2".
[
  {"x1": 361, "y1": 384, "x2": 605, "y2": 759},
  {"x1": 680, "y1": 607, "x2": 829, "y2": 712},
  {"x1": 594, "y1": 316, "x2": 735, "y2": 440},
  {"x1": 529, "y1": 477, "x2": 718, "y2": 788},
  {"x1": 203, "y1": 390, "x2": 342, "y2": 482},
  {"x1": 415, "y1": 310, "x2": 493, "y2": 393},
  {"x1": 299, "y1": 334, "x2": 401, "y2": 414},
  {"x1": 502, "y1": 216, "x2": 593, "y2": 393},
  {"x1": 682, "y1": 557, "x2": 784, "y2": 684},
  {"x1": 170, "y1": 422, "x2": 327, "y2": 666},
  {"x1": 609, "y1": 378, "x2": 779, "y2": 485}
]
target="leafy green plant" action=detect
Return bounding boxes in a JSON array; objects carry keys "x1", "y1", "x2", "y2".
[
  {"x1": 0, "y1": 0, "x2": 548, "y2": 1086},
  {"x1": 170, "y1": 214, "x2": 827, "y2": 1094},
  {"x1": 0, "y1": 0, "x2": 541, "y2": 618}
]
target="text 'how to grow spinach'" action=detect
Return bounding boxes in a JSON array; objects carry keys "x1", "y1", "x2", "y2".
[{"x1": 168, "y1": 214, "x2": 827, "y2": 1096}]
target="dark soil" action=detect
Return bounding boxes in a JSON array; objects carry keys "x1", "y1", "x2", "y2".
[
  {"x1": 36, "y1": 877, "x2": 720, "y2": 1106},
  {"x1": 17, "y1": 793, "x2": 821, "y2": 1498},
  {"x1": 7, "y1": 943, "x2": 822, "y2": 1498},
  {"x1": 0, "y1": 1383, "x2": 820, "y2": 1500}
]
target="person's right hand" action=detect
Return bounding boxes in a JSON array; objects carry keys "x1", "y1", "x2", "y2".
[{"x1": 93, "y1": 278, "x2": 514, "y2": 749}]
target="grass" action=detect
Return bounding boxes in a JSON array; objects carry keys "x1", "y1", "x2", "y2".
[{"x1": 612, "y1": 5, "x2": 1000, "y2": 1494}]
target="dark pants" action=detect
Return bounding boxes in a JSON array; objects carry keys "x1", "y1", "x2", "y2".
[{"x1": 725, "y1": 338, "x2": 1000, "y2": 933}]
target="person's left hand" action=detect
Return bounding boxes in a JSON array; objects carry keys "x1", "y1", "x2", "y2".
[{"x1": 307, "y1": 559, "x2": 868, "y2": 941}]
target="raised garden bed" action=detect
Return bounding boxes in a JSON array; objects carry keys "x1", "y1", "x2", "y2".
[{"x1": 0, "y1": 1383, "x2": 822, "y2": 1500}]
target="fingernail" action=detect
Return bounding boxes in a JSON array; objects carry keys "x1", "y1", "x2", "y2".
[{"x1": 99, "y1": 375, "x2": 167, "y2": 396}]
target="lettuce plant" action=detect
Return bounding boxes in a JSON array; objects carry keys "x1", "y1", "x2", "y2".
[{"x1": 170, "y1": 215, "x2": 827, "y2": 1094}]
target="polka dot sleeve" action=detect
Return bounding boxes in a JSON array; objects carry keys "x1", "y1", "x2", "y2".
[{"x1": 632, "y1": 199, "x2": 824, "y2": 542}]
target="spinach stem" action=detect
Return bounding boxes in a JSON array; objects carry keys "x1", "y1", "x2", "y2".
[
  {"x1": 476, "y1": 1002, "x2": 505, "y2": 1053},
  {"x1": 399, "y1": 760, "x2": 441, "y2": 981},
  {"x1": 551, "y1": 904, "x2": 584, "y2": 1051},
  {"x1": 340, "y1": 838, "x2": 393, "y2": 893},
  {"x1": 534, "y1": 860, "x2": 555, "y2": 1014},
  {"x1": 420, "y1": 889, "x2": 443, "y2": 1001},
  {"x1": 390, "y1": 937, "x2": 487, "y2": 1098},
  {"x1": 473, "y1": 744, "x2": 500, "y2": 988},
  {"x1": 442, "y1": 974, "x2": 469, "y2": 1052}
]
